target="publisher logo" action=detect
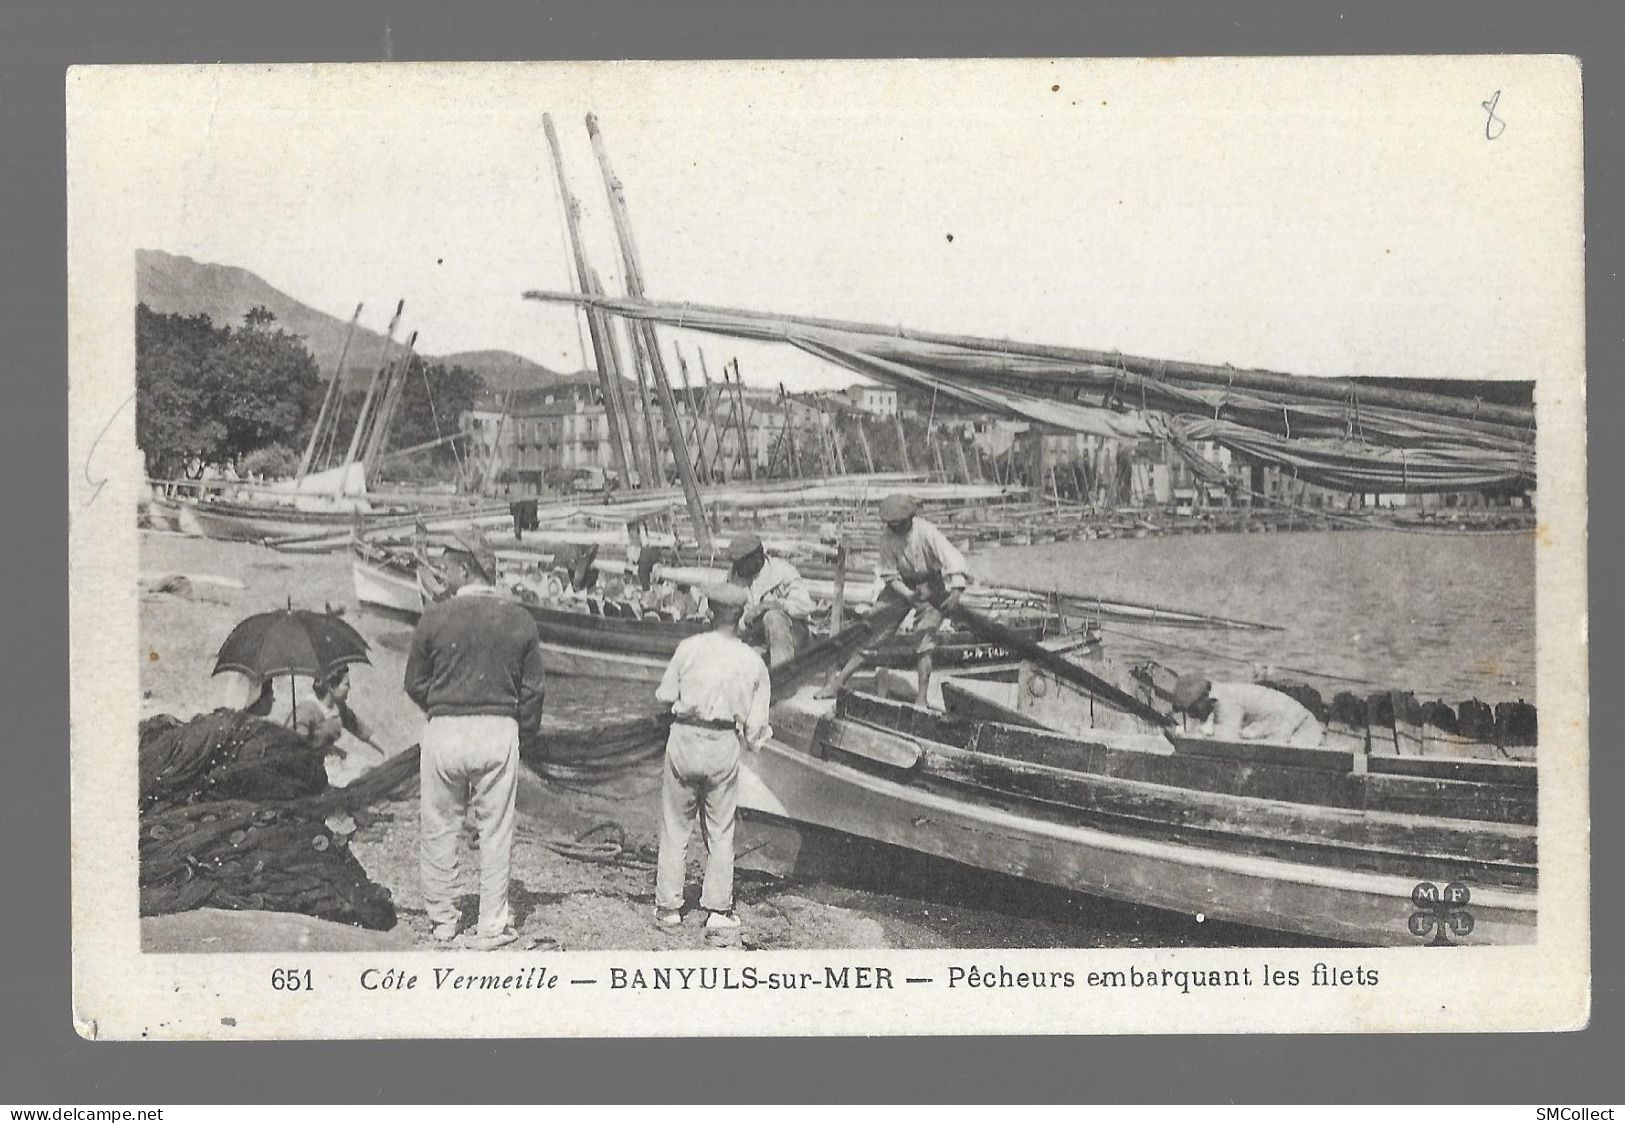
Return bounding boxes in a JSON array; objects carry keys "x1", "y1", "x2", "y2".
[{"x1": 1409, "y1": 881, "x2": 1474, "y2": 945}]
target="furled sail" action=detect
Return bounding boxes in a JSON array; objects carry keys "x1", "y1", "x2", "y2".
[{"x1": 522, "y1": 290, "x2": 1536, "y2": 494}]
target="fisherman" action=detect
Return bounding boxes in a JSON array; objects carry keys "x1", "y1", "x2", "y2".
[
  {"x1": 727, "y1": 532, "x2": 816, "y2": 668},
  {"x1": 404, "y1": 528, "x2": 546, "y2": 950},
  {"x1": 1171, "y1": 674, "x2": 1325, "y2": 748},
  {"x1": 818, "y1": 493, "x2": 970, "y2": 707},
  {"x1": 652, "y1": 582, "x2": 773, "y2": 934}
]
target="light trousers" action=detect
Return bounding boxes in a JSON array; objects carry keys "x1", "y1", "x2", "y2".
[
  {"x1": 655, "y1": 726, "x2": 741, "y2": 913},
  {"x1": 757, "y1": 607, "x2": 810, "y2": 669},
  {"x1": 420, "y1": 714, "x2": 519, "y2": 935}
]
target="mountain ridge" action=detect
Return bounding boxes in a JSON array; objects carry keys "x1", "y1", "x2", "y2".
[{"x1": 136, "y1": 249, "x2": 588, "y2": 392}]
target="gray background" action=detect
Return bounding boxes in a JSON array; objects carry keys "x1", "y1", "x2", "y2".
[{"x1": 7, "y1": 0, "x2": 1618, "y2": 1103}]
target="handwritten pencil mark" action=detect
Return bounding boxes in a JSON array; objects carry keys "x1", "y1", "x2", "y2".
[
  {"x1": 1482, "y1": 90, "x2": 1505, "y2": 140},
  {"x1": 84, "y1": 391, "x2": 136, "y2": 507}
]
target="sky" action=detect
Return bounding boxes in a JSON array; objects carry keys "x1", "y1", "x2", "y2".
[{"x1": 70, "y1": 57, "x2": 1583, "y2": 393}]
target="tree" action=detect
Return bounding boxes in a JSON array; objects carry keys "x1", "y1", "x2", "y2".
[
  {"x1": 135, "y1": 303, "x2": 325, "y2": 476},
  {"x1": 385, "y1": 359, "x2": 485, "y2": 465}
]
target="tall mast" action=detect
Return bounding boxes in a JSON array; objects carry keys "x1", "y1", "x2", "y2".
[
  {"x1": 672, "y1": 342, "x2": 710, "y2": 483},
  {"x1": 541, "y1": 114, "x2": 631, "y2": 487},
  {"x1": 584, "y1": 112, "x2": 712, "y2": 550},
  {"x1": 342, "y1": 299, "x2": 404, "y2": 471},
  {"x1": 696, "y1": 350, "x2": 732, "y2": 482},
  {"x1": 589, "y1": 268, "x2": 649, "y2": 487},
  {"x1": 297, "y1": 302, "x2": 361, "y2": 485},
  {"x1": 363, "y1": 330, "x2": 418, "y2": 484},
  {"x1": 728, "y1": 359, "x2": 756, "y2": 481}
]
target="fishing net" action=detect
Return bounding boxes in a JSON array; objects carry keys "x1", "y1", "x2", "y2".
[
  {"x1": 140, "y1": 709, "x2": 329, "y2": 813},
  {"x1": 139, "y1": 799, "x2": 396, "y2": 929}
]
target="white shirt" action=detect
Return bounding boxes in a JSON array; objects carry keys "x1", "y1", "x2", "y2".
[
  {"x1": 741, "y1": 556, "x2": 816, "y2": 623},
  {"x1": 877, "y1": 516, "x2": 970, "y2": 590},
  {"x1": 656, "y1": 630, "x2": 773, "y2": 749}
]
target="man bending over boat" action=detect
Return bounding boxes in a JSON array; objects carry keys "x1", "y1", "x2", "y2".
[
  {"x1": 1171, "y1": 674, "x2": 1325, "y2": 748},
  {"x1": 818, "y1": 493, "x2": 970, "y2": 707},
  {"x1": 727, "y1": 532, "x2": 816, "y2": 669},
  {"x1": 653, "y1": 582, "x2": 772, "y2": 935}
]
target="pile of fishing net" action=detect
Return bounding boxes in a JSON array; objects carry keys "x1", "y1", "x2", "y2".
[
  {"x1": 139, "y1": 709, "x2": 329, "y2": 812},
  {"x1": 139, "y1": 798, "x2": 396, "y2": 929},
  {"x1": 138, "y1": 710, "x2": 402, "y2": 930}
]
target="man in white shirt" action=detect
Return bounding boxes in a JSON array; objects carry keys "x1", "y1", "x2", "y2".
[
  {"x1": 1171, "y1": 674, "x2": 1325, "y2": 747},
  {"x1": 653, "y1": 583, "x2": 773, "y2": 933},
  {"x1": 818, "y1": 494, "x2": 970, "y2": 706},
  {"x1": 727, "y1": 532, "x2": 816, "y2": 668}
]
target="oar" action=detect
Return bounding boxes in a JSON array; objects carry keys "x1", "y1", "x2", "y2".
[
  {"x1": 770, "y1": 601, "x2": 913, "y2": 700},
  {"x1": 944, "y1": 602, "x2": 1174, "y2": 727}
]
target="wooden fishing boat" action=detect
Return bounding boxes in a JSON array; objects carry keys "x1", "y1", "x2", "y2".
[
  {"x1": 351, "y1": 545, "x2": 1098, "y2": 682},
  {"x1": 738, "y1": 663, "x2": 1538, "y2": 946}
]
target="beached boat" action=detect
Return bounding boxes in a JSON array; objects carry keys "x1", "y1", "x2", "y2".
[
  {"x1": 351, "y1": 546, "x2": 1099, "y2": 682},
  {"x1": 738, "y1": 661, "x2": 1537, "y2": 947}
]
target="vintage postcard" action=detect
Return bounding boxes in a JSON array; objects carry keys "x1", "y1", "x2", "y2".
[{"x1": 68, "y1": 57, "x2": 1587, "y2": 1038}]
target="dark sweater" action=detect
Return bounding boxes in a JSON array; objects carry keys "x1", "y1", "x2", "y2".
[{"x1": 404, "y1": 589, "x2": 545, "y2": 736}]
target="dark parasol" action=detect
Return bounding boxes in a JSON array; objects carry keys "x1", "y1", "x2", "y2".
[{"x1": 212, "y1": 602, "x2": 371, "y2": 714}]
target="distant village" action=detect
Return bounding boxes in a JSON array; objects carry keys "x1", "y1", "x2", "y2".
[{"x1": 461, "y1": 374, "x2": 1532, "y2": 517}]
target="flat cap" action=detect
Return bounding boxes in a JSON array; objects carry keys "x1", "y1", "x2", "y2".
[
  {"x1": 878, "y1": 493, "x2": 919, "y2": 522},
  {"x1": 1171, "y1": 674, "x2": 1212, "y2": 711},
  {"x1": 726, "y1": 532, "x2": 765, "y2": 562},
  {"x1": 444, "y1": 527, "x2": 498, "y2": 581}
]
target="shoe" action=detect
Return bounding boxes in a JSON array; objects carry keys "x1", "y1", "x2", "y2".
[
  {"x1": 432, "y1": 921, "x2": 460, "y2": 943},
  {"x1": 654, "y1": 908, "x2": 683, "y2": 927},
  {"x1": 466, "y1": 927, "x2": 519, "y2": 951},
  {"x1": 705, "y1": 910, "x2": 742, "y2": 930}
]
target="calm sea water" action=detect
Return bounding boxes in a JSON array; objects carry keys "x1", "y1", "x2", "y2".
[{"x1": 967, "y1": 529, "x2": 1536, "y2": 702}]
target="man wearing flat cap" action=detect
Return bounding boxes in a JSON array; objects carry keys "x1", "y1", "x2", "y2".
[
  {"x1": 1171, "y1": 673, "x2": 1324, "y2": 747},
  {"x1": 726, "y1": 532, "x2": 816, "y2": 668},
  {"x1": 405, "y1": 527, "x2": 545, "y2": 950},
  {"x1": 652, "y1": 581, "x2": 772, "y2": 934},
  {"x1": 819, "y1": 493, "x2": 971, "y2": 706}
]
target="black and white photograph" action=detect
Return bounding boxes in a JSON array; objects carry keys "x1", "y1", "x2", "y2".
[{"x1": 67, "y1": 56, "x2": 1587, "y2": 1037}]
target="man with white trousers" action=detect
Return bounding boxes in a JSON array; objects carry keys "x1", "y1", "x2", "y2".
[
  {"x1": 405, "y1": 529, "x2": 545, "y2": 950},
  {"x1": 653, "y1": 583, "x2": 773, "y2": 933}
]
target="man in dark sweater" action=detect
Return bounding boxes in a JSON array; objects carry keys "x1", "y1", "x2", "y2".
[{"x1": 404, "y1": 528, "x2": 544, "y2": 950}]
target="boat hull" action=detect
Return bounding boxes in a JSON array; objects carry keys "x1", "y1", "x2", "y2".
[{"x1": 739, "y1": 700, "x2": 1536, "y2": 946}]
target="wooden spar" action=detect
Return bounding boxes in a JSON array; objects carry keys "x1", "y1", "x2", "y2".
[
  {"x1": 519, "y1": 290, "x2": 1535, "y2": 429},
  {"x1": 826, "y1": 404, "x2": 850, "y2": 475},
  {"x1": 952, "y1": 433, "x2": 972, "y2": 484},
  {"x1": 356, "y1": 334, "x2": 405, "y2": 480},
  {"x1": 812, "y1": 401, "x2": 836, "y2": 476},
  {"x1": 363, "y1": 330, "x2": 418, "y2": 482},
  {"x1": 542, "y1": 113, "x2": 632, "y2": 488},
  {"x1": 599, "y1": 270, "x2": 661, "y2": 488},
  {"x1": 779, "y1": 387, "x2": 801, "y2": 478},
  {"x1": 584, "y1": 112, "x2": 712, "y2": 550},
  {"x1": 830, "y1": 540, "x2": 846, "y2": 634},
  {"x1": 377, "y1": 428, "x2": 475, "y2": 463},
  {"x1": 931, "y1": 427, "x2": 948, "y2": 481},
  {"x1": 342, "y1": 299, "x2": 404, "y2": 470},
  {"x1": 944, "y1": 603, "x2": 1173, "y2": 726},
  {"x1": 696, "y1": 351, "x2": 732, "y2": 482},
  {"x1": 672, "y1": 342, "x2": 710, "y2": 482},
  {"x1": 591, "y1": 269, "x2": 652, "y2": 487},
  {"x1": 853, "y1": 414, "x2": 876, "y2": 473},
  {"x1": 730, "y1": 360, "x2": 757, "y2": 481},
  {"x1": 971, "y1": 440, "x2": 987, "y2": 482},
  {"x1": 624, "y1": 322, "x2": 668, "y2": 484},
  {"x1": 297, "y1": 302, "x2": 362, "y2": 485},
  {"x1": 892, "y1": 411, "x2": 913, "y2": 473}
]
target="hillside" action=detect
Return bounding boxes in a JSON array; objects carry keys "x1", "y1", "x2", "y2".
[{"x1": 135, "y1": 250, "x2": 589, "y2": 391}]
